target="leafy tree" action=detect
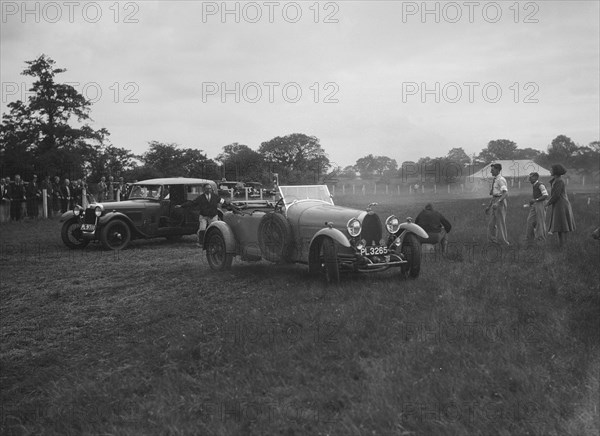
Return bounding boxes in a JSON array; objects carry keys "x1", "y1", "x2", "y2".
[
  {"x1": 216, "y1": 142, "x2": 265, "y2": 182},
  {"x1": 87, "y1": 144, "x2": 138, "y2": 181},
  {"x1": 0, "y1": 54, "x2": 107, "y2": 178},
  {"x1": 338, "y1": 165, "x2": 358, "y2": 179},
  {"x1": 258, "y1": 133, "x2": 330, "y2": 184},
  {"x1": 478, "y1": 139, "x2": 518, "y2": 162},
  {"x1": 355, "y1": 154, "x2": 397, "y2": 178},
  {"x1": 546, "y1": 135, "x2": 579, "y2": 162},
  {"x1": 140, "y1": 141, "x2": 217, "y2": 178},
  {"x1": 446, "y1": 147, "x2": 471, "y2": 165},
  {"x1": 513, "y1": 147, "x2": 541, "y2": 159}
]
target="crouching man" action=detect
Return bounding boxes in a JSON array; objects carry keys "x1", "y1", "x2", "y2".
[{"x1": 415, "y1": 203, "x2": 452, "y2": 253}]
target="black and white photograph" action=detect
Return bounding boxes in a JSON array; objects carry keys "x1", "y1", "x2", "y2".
[{"x1": 1, "y1": 1, "x2": 599, "y2": 434}]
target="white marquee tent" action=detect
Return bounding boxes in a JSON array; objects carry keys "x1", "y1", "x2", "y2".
[{"x1": 469, "y1": 160, "x2": 551, "y2": 182}]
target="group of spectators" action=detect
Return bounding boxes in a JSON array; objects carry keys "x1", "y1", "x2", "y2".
[
  {"x1": 417, "y1": 162, "x2": 577, "y2": 252},
  {"x1": 0, "y1": 174, "x2": 129, "y2": 222}
]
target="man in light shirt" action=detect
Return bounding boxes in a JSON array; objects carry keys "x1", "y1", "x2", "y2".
[
  {"x1": 485, "y1": 163, "x2": 510, "y2": 245},
  {"x1": 526, "y1": 172, "x2": 548, "y2": 245}
]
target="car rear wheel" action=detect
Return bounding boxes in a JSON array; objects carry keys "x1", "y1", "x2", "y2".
[
  {"x1": 205, "y1": 229, "x2": 233, "y2": 271},
  {"x1": 258, "y1": 212, "x2": 292, "y2": 263},
  {"x1": 100, "y1": 219, "x2": 131, "y2": 250},
  {"x1": 400, "y1": 233, "x2": 421, "y2": 279},
  {"x1": 61, "y1": 218, "x2": 90, "y2": 249}
]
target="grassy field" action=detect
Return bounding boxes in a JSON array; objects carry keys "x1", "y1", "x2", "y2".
[{"x1": 1, "y1": 193, "x2": 599, "y2": 435}]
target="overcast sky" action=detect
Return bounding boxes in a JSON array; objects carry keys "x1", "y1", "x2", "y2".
[{"x1": 1, "y1": 0, "x2": 599, "y2": 168}]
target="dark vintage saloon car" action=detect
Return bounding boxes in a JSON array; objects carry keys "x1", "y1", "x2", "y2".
[
  {"x1": 60, "y1": 178, "x2": 217, "y2": 250},
  {"x1": 203, "y1": 185, "x2": 428, "y2": 283}
]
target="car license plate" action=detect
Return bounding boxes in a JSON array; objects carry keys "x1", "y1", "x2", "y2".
[
  {"x1": 81, "y1": 224, "x2": 95, "y2": 232},
  {"x1": 360, "y1": 246, "x2": 388, "y2": 256}
]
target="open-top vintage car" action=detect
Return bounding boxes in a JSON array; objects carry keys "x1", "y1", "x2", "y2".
[
  {"x1": 60, "y1": 178, "x2": 217, "y2": 250},
  {"x1": 203, "y1": 185, "x2": 428, "y2": 283}
]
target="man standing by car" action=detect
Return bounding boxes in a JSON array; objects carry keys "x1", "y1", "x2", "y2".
[
  {"x1": 185, "y1": 184, "x2": 225, "y2": 245},
  {"x1": 415, "y1": 203, "x2": 452, "y2": 253},
  {"x1": 485, "y1": 163, "x2": 510, "y2": 246}
]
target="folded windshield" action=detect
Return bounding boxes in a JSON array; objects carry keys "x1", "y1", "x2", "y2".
[{"x1": 278, "y1": 185, "x2": 333, "y2": 207}]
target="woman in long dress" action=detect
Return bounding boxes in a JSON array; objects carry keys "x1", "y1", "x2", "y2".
[{"x1": 546, "y1": 163, "x2": 575, "y2": 248}]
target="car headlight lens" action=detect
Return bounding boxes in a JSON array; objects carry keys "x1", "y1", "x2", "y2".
[
  {"x1": 347, "y1": 218, "x2": 361, "y2": 237},
  {"x1": 386, "y1": 215, "x2": 400, "y2": 234},
  {"x1": 94, "y1": 206, "x2": 103, "y2": 217}
]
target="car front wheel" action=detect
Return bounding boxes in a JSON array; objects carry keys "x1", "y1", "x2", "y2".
[
  {"x1": 100, "y1": 219, "x2": 131, "y2": 250},
  {"x1": 61, "y1": 218, "x2": 90, "y2": 249},
  {"x1": 205, "y1": 229, "x2": 233, "y2": 271},
  {"x1": 311, "y1": 237, "x2": 340, "y2": 284},
  {"x1": 400, "y1": 233, "x2": 422, "y2": 279}
]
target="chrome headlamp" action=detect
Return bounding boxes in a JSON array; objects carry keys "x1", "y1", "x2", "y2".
[
  {"x1": 94, "y1": 205, "x2": 103, "y2": 217},
  {"x1": 385, "y1": 215, "x2": 400, "y2": 234},
  {"x1": 347, "y1": 218, "x2": 361, "y2": 237}
]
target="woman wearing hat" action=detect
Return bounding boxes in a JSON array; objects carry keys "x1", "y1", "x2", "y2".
[{"x1": 546, "y1": 163, "x2": 575, "y2": 247}]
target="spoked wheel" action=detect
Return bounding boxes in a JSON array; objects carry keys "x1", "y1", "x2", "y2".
[
  {"x1": 258, "y1": 213, "x2": 292, "y2": 263},
  {"x1": 400, "y1": 233, "x2": 422, "y2": 279},
  {"x1": 309, "y1": 237, "x2": 340, "y2": 284},
  {"x1": 100, "y1": 219, "x2": 131, "y2": 250},
  {"x1": 205, "y1": 230, "x2": 233, "y2": 271},
  {"x1": 61, "y1": 219, "x2": 90, "y2": 249}
]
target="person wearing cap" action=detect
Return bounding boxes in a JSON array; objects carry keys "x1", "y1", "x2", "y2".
[
  {"x1": 525, "y1": 172, "x2": 548, "y2": 245},
  {"x1": 415, "y1": 203, "x2": 452, "y2": 253},
  {"x1": 546, "y1": 164, "x2": 575, "y2": 248},
  {"x1": 485, "y1": 163, "x2": 509, "y2": 245}
]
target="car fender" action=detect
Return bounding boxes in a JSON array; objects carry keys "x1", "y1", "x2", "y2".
[
  {"x1": 399, "y1": 222, "x2": 428, "y2": 239},
  {"x1": 59, "y1": 211, "x2": 77, "y2": 223},
  {"x1": 309, "y1": 228, "x2": 351, "y2": 250},
  {"x1": 204, "y1": 221, "x2": 237, "y2": 253}
]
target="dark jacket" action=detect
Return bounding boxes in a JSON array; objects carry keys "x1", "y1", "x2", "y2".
[
  {"x1": 415, "y1": 208, "x2": 452, "y2": 234},
  {"x1": 187, "y1": 193, "x2": 223, "y2": 218},
  {"x1": 9, "y1": 181, "x2": 26, "y2": 202}
]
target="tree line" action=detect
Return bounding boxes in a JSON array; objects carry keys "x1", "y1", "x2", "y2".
[
  {"x1": 339, "y1": 138, "x2": 599, "y2": 183},
  {"x1": 2, "y1": 55, "x2": 597, "y2": 186}
]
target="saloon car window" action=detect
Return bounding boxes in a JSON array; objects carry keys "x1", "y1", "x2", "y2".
[
  {"x1": 279, "y1": 185, "x2": 334, "y2": 207},
  {"x1": 129, "y1": 185, "x2": 162, "y2": 200}
]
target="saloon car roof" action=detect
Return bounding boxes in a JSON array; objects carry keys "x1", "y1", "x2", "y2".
[{"x1": 133, "y1": 178, "x2": 217, "y2": 185}]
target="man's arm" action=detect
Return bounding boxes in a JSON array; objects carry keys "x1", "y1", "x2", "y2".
[
  {"x1": 492, "y1": 179, "x2": 508, "y2": 209},
  {"x1": 440, "y1": 215, "x2": 452, "y2": 233},
  {"x1": 530, "y1": 183, "x2": 548, "y2": 205}
]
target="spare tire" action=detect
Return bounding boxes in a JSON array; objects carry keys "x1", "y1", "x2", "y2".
[{"x1": 258, "y1": 212, "x2": 293, "y2": 262}]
